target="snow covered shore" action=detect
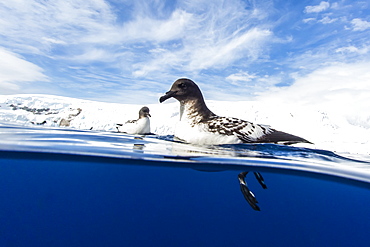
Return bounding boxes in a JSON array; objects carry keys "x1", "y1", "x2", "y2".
[{"x1": 0, "y1": 94, "x2": 369, "y2": 156}]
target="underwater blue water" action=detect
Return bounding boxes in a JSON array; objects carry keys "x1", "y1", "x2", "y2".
[{"x1": 1, "y1": 123, "x2": 370, "y2": 247}]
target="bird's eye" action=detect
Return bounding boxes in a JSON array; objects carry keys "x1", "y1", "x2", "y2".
[{"x1": 178, "y1": 83, "x2": 187, "y2": 89}]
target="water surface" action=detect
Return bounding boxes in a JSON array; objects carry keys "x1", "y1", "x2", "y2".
[{"x1": 1, "y1": 123, "x2": 369, "y2": 247}]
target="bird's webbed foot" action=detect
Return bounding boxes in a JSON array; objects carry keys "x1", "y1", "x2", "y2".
[
  {"x1": 238, "y1": 171, "x2": 268, "y2": 211},
  {"x1": 253, "y1": 172, "x2": 267, "y2": 189}
]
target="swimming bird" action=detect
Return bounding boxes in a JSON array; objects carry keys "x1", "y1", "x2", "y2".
[
  {"x1": 159, "y1": 78, "x2": 312, "y2": 210},
  {"x1": 116, "y1": 106, "x2": 151, "y2": 135}
]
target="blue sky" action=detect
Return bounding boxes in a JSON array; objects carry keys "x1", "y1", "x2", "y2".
[{"x1": 0, "y1": 0, "x2": 369, "y2": 104}]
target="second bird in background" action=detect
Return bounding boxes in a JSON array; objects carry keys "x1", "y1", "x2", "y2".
[{"x1": 116, "y1": 106, "x2": 151, "y2": 135}]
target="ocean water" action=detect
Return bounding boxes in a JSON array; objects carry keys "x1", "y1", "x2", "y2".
[{"x1": 0, "y1": 123, "x2": 370, "y2": 247}]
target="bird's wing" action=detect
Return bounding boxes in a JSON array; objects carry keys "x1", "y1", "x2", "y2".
[
  {"x1": 125, "y1": 119, "x2": 137, "y2": 124},
  {"x1": 206, "y1": 117, "x2": 273, "y2": 142}
]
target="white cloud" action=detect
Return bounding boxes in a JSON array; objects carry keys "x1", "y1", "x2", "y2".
[
  {"x1": 351, "y1": 18, "x2": 370, "y2": 31},
  {"x1": 1, "y1": 0, "x2": 368, "y2": 106},
  {"x1": 70, "y1": 48, "x2": 117, "y2": 63},
  {"x1": 0, "y1": 48, "x2": 49, "y2": 94},
  {"x1": 0, "y1": 0, "x2": 116, "y2": 53},
  {"x1": 0, "y1": 0, "x2": 275, "y2": 79},
  {"x1": 42, "y1": 37, "x2": 67, "y2": 45},
  {"x1": 335, "y1": 45, "x2": 369, "y2": 54},
  {"x1": 128, "y1": 1, "x2": 274, "y2": 75},
  {"x1": 256, "y1": 62, "x2": 370, "y2": 119},
  {"x1": 0, "y1": 0, "x2": 193, "y2": 51},
  {"x1": 131, "y1": 28, "x2": 272, "y2": 77},
  {"x1": 319, "y1": 16, "x2": 337, "y2": 24},
  {"x1": 80, "y1": 9, "x2": 193, "y2": 45},
  {"x1": 226, "y1": 72, "x2": 257, "y2": 85},
  {"x1": 304, "y1": 1, "x2": 330, "y2": 13},
  {"x1": 129, "y1": 0, "x2": 275, "y2": 77},
  {"x1": 121, "y1": 9, "x2": 192, "y2": 43},
  {"x1": 188, "y1": 28, "x2": 272, "y2": 70},
  {"x1": 303, "y1": 18, "x2": 316, "y2": 23}
]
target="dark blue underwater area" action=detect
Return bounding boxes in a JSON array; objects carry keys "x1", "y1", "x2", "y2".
[{"x1": 1, "y1": 123, "x2": 370, "y2": 247}]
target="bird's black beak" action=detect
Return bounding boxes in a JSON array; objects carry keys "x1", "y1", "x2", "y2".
[{"x1": 159, "y1": 90, "x2": 177, "y2": 103}]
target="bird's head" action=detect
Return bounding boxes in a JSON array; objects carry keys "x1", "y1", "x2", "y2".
[
  {"x1": 159, "y1": 78, "x2": 203, "y2": 103},
  {"x1": 139, "y1": 106, "x2": 151, "y2": 118}
]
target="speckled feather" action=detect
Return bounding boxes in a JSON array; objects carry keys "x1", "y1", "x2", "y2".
[{"x1": 206, "y1": 116, "x2": 273, "y2": 142}]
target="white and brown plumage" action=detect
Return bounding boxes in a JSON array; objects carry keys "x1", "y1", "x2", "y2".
[
  {"x1": 160, "y1": 78, "x2": 312, "y2": 211},
  {"x1": 116, "y1": 106, "x2": 151, "y2": 135},
  {"x1": 159, "y1": 78, "x2": 311, "y2": 145}
]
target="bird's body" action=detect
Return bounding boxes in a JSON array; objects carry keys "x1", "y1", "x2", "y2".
[
  {"x1": 160, "y1": 78, "x2": 311, "y2": 145},
  {"x1": 116, "y1": 106, "x2": 151, "y2": 135},
  {"x1": 174, "y1": 101, "x2": 262, "y2": 144}
]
